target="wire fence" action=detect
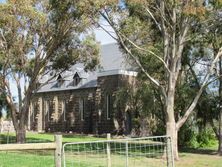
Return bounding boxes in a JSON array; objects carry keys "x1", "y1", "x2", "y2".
[
  {"x1": 0, "y1": 133, "x2": 174, "y2": 167},
  {"x1": 63, "y1": 135, "x2": 174, "y2": 167}
]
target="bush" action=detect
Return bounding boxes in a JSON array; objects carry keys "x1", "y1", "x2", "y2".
[
  {"x1": 178, "y1": 122, "x2": 198, "y2": 148},
  {"x1": 178, "y1": 124, "x2": 217, "y2": 148},
  {"x1": 196, "y1": 129, "x2": 217, "y2": 148}
]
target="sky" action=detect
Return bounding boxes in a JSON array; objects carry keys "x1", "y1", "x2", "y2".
[{"x1": 94, "y1": 21, "x2": 116, "y2": 45}]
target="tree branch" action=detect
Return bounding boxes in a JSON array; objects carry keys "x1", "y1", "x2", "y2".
[
  {"x1": 177, "y1": 47, "x2": 222, "y2": 129},
  {"x1": 145, "y1": 7, "x2": 162, "y2": 32},
  {"x1": 100, "y1": 10, "x2": 167, "y2": 99},
  {"x1": 120, "y1": 33, "x2": 171, "y2": 73}
]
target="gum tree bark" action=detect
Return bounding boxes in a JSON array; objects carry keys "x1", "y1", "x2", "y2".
[{"x1": 219, "y1": 57, "x2": 222, "y2": 155}]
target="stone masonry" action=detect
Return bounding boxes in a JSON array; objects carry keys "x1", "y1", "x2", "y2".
[{"x1": 29, "y1": 72, "x2": 137, "y2": 134}]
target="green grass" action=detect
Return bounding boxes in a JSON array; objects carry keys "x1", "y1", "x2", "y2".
[
  {"x1": 176, "y1": 152, "x2": 222, "y2": 167},
  {"x1": 176, "y1": 143, "x2": 222, "y2": 167},
  {"x1": 1, "y1": 151, "x2": 221, "y2": 167},
  {"x1": 0, "y1": 132, "x2": 104, "y2": 144},
  {"x1": 64, "y1": 154, "x2": 168, "y2": 167},
  {"x1": 0, "y1": 151, "x2": 54, "y2": 167},
  {"x1": 0, "y1": 132, "x2": 222, "y2": 167}
]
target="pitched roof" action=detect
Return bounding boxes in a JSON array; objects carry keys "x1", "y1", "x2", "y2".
[
  {"x1": 100, "y1": 43, "x2": 131, "y2": 71},
  {"x1": 37, "y1": 43, "x2": 135, "y2": 93}
]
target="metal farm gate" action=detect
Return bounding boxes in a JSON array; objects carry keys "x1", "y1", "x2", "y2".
[{"x1": 63, "y1": 135, "x2": 174, "y2": 167}]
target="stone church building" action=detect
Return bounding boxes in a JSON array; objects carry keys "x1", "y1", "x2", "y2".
[{"x1": 28, "y1": 43, "x2": 137, "y2": 134}]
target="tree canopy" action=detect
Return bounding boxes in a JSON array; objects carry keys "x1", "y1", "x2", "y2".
[
  {"x1": 82, "y1": 0, "x2": 222, "y2": 159},
  {"x1": 0, "y1": 0, "x2": 99, "y2": 142}
]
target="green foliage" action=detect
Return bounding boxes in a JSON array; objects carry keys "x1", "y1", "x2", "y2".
[
  {"x1": 179, "y1": 120, "x2": 199, "y2": 148},
  {"x1": 179, "y1": 120, "x2": 217, "y2": 148},
  {"x1": 51, "y1": 34, "x2": 100, "y2": 71},
  {"x1": 197, "y1": 129, "x2": 217, "y2": 148},
  {"x1": 114, "y1": 80, "x2": 166, "y2": 136},
  {"x1": 0, "y1": 0, "x2": 100, "y2": 142}
]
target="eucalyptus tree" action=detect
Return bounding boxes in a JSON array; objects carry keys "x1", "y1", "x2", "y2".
[
  {"x1": 82, "y1": 0, "x2": 222, "y2": 159},
  {"x1": 206, "y1": 3, "x2": 222, "y2": 154},
  {"x1": 0, "y1": 0, "x2": 99, "y2": 143}
]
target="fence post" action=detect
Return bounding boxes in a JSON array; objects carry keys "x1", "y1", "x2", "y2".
[
  {"x1": 107, "y1": 133, "x2": 111, "y2": 167},
  {"x1": 55, "y1": 135, "x2": 62, "y2": 167},
  {"x1": 166, "y1": 136, "x2": 174, "y2": 167},
  {"x1": 125, "y1": 141, "x2": 129, "y2": 167}
]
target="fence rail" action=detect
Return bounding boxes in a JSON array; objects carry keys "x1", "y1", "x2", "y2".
[
  {"x1": 0, "y1": 135, "x2": 62, "y2": 167},
  {"x1": 0, "y1": 143, "x2": 56, "y2": 151}
]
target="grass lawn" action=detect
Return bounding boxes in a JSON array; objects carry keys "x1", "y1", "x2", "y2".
[
  {"x1": 0, "y1": 132, "x2": 222, "y2": 167},
  {"x1": 1, "y1": 151, "x2": 221, "y2": 167},
  {"x1": 0, "y1": 132, "x2": 104, "y2": 144},
  {"x1": 176, "y1": 152, "x2": 222, "y2": 167},
  {"x1": 0, "y1": 150, "x2": 54, "y2": 167},
  {"x1": 176, "y1": 142, "x2": 222, "y2": 167}
]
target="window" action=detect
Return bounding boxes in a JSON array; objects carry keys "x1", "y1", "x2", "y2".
[
  {"x1": 45, "y1": 100, "x2": 50, "y2": 121},
  {"x1": 57, "y1": 79, "x2": 64, "y2": 87},
  {"x1": 54, "y1": 96, "x2": 59, "y2": 121},
  {"x1": 62, "y1": 100, "x2": 66, "y2": 121},
  {"x1": 106, "y1": 94, "x2": 112, "y2": 120},
  {"x1": 30, "y1": 102, "x2": 34, "y2": 122},
  {"x1": 79, "y1": 98, "x2": 85, "y2": 121},
  {"x1": 33, "y1": 102, "x2": 38, "y2": 122},
  {"x1": 56, "y1": 75, "x2": 64, "y2": 87},
  {"x1": 73, "y1": 72, "x2": 81, "y2": 86}
]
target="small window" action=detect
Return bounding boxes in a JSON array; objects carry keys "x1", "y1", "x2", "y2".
[
  {"x1": 79, "y1": 98, "x2": 85, "y2": 121},
  {"x1": 56, "y1": 75, "x2": 64, "y2": 87},
  {"x1": 73, "y1": 72, "x2": 81, "y2": 86},
  {"x1": 30, "y1": 102, "x2": 34, "y2": 122},
  {"x1": 57, "y1": 79, "x2": 64, "y2": 87},
  {"x1": 106, "y1": 95, "x2": 112, "y2": 120},
  {"x1": 62, "y1": 100, "x2": 66, "y2": 121},
  {"x1": 45, "y1": 100, "x2": 50, "y2": 121},
  {"x1": 33, "y1": 102, "x2": 38, "y2": 122}
]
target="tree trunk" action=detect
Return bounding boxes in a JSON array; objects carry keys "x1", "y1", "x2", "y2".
[
  {"x1": 167, "y1": 121, "x2": 178, "y2": 160},
  {"x1": 8, "y1": 100, "x2": 28, "y2": 143},
  {"x1": 218, "y1": 57, "x2": 222, "y2": 155},
  {"x1": 16, "y1": 125, "x2": 26, "y2": 143},
  {"x1": 166, "y1": 72, "x2": 179, "y2": 160},
  {"x1": 9, "y1": 106, "x2": 27, "y2": 143},
  {"x1": 219, "y1": 108, "x2": 222, "y2": 155}
]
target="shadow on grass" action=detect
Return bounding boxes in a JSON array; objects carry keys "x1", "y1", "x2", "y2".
[
  {"x1": 63, "y1": 134, "x2": 95, "y2": 138},
  {"x1": 0, "y1": 134, "x2": 52, "y2": 144},
  {"x1": 180, "y1": 147, "x2": 218, "y2": 155}
]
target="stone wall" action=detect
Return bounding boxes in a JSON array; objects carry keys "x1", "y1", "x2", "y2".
[
  {"x1": 30, "y1": 88, "x2": 97, "y2": 133},
  {"x1": 30, "y1": 74, "x2": 136, "y2": 135},
  {"x1": 0, "y1": 120, "x2": 15, "y2": 133},
  {"x1": 96, "y1": 74, "x2": 136, "y2": 134}
]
